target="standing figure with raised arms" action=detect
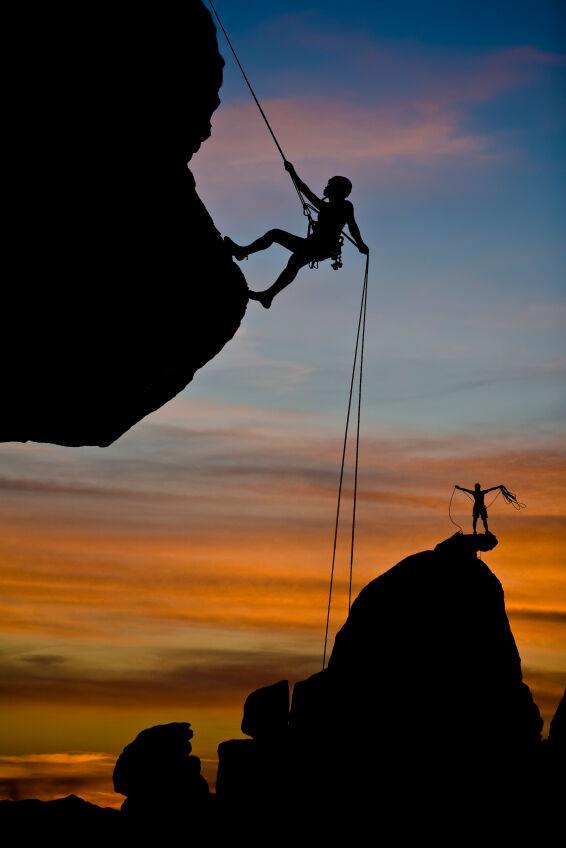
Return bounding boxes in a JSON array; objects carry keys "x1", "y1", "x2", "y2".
[{"x1": 455, "y1": 483, "x2": 503, "y2": 534}]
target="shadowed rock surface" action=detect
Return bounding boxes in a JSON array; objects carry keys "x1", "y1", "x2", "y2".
[
  {"x1": 217, "y1": 680, "x2": 290, "y2": 816},
  {"x1": 0, "y1": 795, "x2": 121, "y2": 846},
  {"x1": 548, "y1": 686, "x2": 565, "y2": 750},
  {"x1": 113, "y1": 722, "x2": 209, "y2": 831},
  {"x1": 3, "y1": 1, "x2": 247, "y2": 447},
  {"x1": 241, "y1": 679, "x2": 290, "y2": 740},
  {"x1": 213, "y1": 533, "x2": 549, "y2": 838},
  {"x1": 290, "y1": 534, "x2": 542, "y2": 814},
  {"x1": 547, "y1": 686, "x2": 565, "y2": 823}
]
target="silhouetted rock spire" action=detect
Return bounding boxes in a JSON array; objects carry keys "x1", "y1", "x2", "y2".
[
  {"x1": 113, "y1": 722, "x2": 209, "y2": 836},
  {"x1": 289, "y1": 532, "x2": 542, "y2": 832},
  {"x1": 216, "y1": 680, "x2": 290, "y2": 822}
]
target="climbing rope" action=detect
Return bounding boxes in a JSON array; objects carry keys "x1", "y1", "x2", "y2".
[
  {"x1": 499, "y1": 485, "x2": 526, "y2": 510},
  {"x1": 448, "y1": 486, "x2": 466, "y2": 533},
  {"x1": 207, "y1": 0, "x2": 358, "y2": 248},
  {"x1": 322, "y1": 255, "x2": 369, "y2": 670},
  {"x1": 206, "y1": 2, "x2": 370, "y2": 670}
]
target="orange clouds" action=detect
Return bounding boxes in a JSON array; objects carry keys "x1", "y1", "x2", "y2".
[
  {"x1": 0, "y1": 752, "x2": 118, "y2": 807},
  {"x1": 1, "y1": 403, "x2": 564, "y2": 804}
]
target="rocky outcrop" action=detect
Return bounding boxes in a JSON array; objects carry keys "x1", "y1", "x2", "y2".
[
  {"x1": 241, "y1": 678, "x2": 290, "y2": 740},
  {"x1": 547, "y1": 687, "x2": 566, "y2": 824},
  {"x1": 548, "y1": 686, "x2": 565, "y2": 751},
  {"x1": 216, "y1": 680, "x2": 290, "y2": 815},
  {"x1": 113, "y1": 722, "x2": 209, "y2": 830},
  {"x1": 290, "y1": 534, "x2": 542, "y2": 818},
  {"x1": 3, "y1": 1, "x2": 248, "y2": 447},
  {"x1": 215, "y1": 533, "x2": 545, "y2": 836}
]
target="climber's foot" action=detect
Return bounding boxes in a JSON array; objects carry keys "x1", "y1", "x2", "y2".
[
  {"x1": 247, "y1": 290, "x2": 273, "y2": 309},
  {"x1": 224, "y1": 236, "x2": 248, "y2": 261}
]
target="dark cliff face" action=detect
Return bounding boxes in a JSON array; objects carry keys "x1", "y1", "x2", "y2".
[{"x1": 3, "y1": 2, "x2": 248, "y2": 447}]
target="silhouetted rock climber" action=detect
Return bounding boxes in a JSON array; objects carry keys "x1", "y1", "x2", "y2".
[
  {"x1": 456, "y1": 483, "x2": 503, "y2": 533},
  {"x1": 224, "y1": 161, "x2": 369, "y2": 308}
]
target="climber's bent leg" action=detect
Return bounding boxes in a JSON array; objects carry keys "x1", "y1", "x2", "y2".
[
  {"x1": 225, "y1": 230, "x2": 304, "y2": 261},
  {"x1": 248, "y1": 252, "x2": 311, "y2": 309}
]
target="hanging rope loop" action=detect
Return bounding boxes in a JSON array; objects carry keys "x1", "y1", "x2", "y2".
[{"x1": 448, "y1": 486, "x2": 464, "y2": 533}]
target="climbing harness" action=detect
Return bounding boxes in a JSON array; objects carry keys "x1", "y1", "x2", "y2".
[
  {"x1": 207, "y1": 2, "x2": 369, "y2": 672},
  {"x1": 330, "y1": 237, "x2": 345, "y2": 271}
]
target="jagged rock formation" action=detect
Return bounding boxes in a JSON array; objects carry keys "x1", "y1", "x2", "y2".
[
  {"x1": 290, "y1": 533, "x2": 542, "y2": 825},
  {"x1": 547, "y1": 686, "x2": 565, "y2": 824},
  {"x1": 113, "y1": 722, "x2": 209, "y2": 833},
  {"x1": 3, "y1": 1, "x2": 248, "y2": 447},
  {"x1": 217, "y1": 680, "x2": 290, "y2": 812},
  {"x1": 216, "y1": 533, "x2": 545, "y2": 838}
]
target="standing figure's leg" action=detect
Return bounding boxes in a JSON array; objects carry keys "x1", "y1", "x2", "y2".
[
  {"x1": 473, "y1": 511, "x2": 478, "y2": 534},
  {"x1": 225, "y1": 229, "x2": 304, "y2": 261},
  {"x1": 248, "y1": 252, "x2": 311, "y2": 309},
  {"x1": 482, "y1": 511, "x2": 489, "y2": 533}
]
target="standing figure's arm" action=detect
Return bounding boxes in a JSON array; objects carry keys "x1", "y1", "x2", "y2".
[
  {"x1": 346, "y1": 207, "x2": 369, "y2": 254},
  {"x1": 284, "y1": 161, "x2": 323, "y2": 209},
  {"x1": 456, "y1": 485, "x2": 474, "y2": 494},
  {"x1": 482, "y1": 485, "x2": 502, "y2": 495}
]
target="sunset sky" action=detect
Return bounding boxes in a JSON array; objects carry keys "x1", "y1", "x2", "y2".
[{"x1": 1, "y1": 0, "x2": 564, "y2": 808}]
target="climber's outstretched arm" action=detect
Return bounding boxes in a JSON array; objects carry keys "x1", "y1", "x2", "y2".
[
  {"x1": 456, "y1": 485, "x2": 474, "y2": 494},
  {"x1": 482, "y1": 485, "x2": 502, "y2": 495},
  {"x1": 284, "y1": 161, "x2": 323, "y2": 209},
  {"x1": 346, "y1": 209, "x2": 369, "y2": 255}
]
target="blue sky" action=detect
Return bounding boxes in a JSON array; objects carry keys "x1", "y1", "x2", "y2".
[{"x1": 195, "y1": 0, "x2": 565, "y2": 440}]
